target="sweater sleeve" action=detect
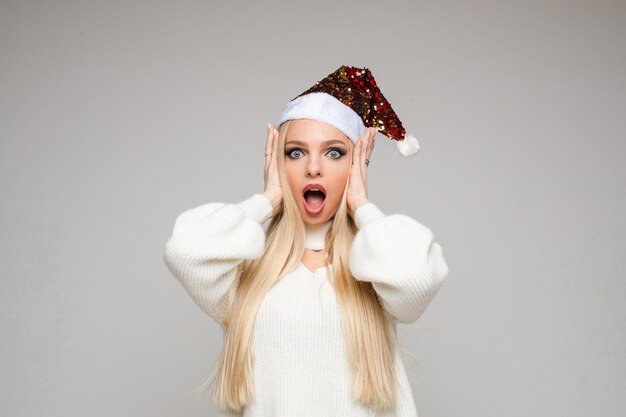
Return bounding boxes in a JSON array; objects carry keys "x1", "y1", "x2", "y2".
[
  {"x1": 163, "y1": 193, "x2": 273, "y2": 324},
  {"x1": 348, "y1": 202, "x2": 450, "y2": 324}
]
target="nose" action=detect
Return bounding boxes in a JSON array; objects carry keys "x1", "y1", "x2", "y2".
[{"x1": 305, "y1": 155, "x2": 322, "y2": 178}]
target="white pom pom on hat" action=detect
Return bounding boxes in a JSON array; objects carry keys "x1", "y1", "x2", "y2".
[{"x1": 396, "y1": 133, "x2": 420, "y2": 157}]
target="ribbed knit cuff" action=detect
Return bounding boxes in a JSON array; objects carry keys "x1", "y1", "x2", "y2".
[
  {"x1": 236, "y1": 193, "x2": 274, "y2": 224},
  {"x1": 354, "y1": 202, "x2": 385, "y2": 229}
]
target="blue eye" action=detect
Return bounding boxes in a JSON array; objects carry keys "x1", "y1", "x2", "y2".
[
  {"x1": 285, "y1": 147, "x2": 347, "y2": 160},
  {"x1": 328, "y1": 148, "x2": 346, "y2": 159},
  {"x1": 286, "y1": 148, "x2": 303, "y2": 158}
]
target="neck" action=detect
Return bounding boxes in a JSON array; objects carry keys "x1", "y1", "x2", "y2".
[{"x1": 304, "y1": 219, "x2": 333, "y2": 250}]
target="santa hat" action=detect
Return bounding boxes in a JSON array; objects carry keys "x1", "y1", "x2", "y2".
[{"x1": 275, "y1": 65, "x2": 420, "y2": 157}]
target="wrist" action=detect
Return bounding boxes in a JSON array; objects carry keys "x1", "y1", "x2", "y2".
[
  {"x1": 352, "y1": 198, "x2": 370, "y2": 212},
  {"x1": 262, "y1": 190, "x2": 282, "y2": 211},
  {"x1": 237, "y1": 194, "x2": 274, "y2": 224},
  {"x1": 354, "y1": 201, "x2": 385, "y2": 229}
]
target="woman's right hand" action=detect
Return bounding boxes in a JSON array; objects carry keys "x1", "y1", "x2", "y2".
[{"x1": 263, "y1": 122, "x2": 283, "y2": 217}]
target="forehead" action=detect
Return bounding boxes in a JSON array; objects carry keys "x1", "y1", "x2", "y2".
[{"x1": 286, "y1": 119, "x2": 350, "y2": 145}]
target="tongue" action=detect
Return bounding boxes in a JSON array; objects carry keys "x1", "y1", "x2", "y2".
[{"x1": 304, "y1": 191, "x2": 325, "y2": 208}]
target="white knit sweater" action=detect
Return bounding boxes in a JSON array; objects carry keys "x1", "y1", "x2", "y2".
[{"x1": 163, "y1": 193, "x2": 449, "y2": 417}]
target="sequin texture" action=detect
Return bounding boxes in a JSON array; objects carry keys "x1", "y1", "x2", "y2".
[{"x1": 292, "y1": 65, "x2": 407, "y2": 141}]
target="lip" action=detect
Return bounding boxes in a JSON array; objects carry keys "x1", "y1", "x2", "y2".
[
  {"x1": 302, "y1": 183, "x2": 326, "y2": 215},
  {"x1": 302, "y1": 183, "x2": 326, "y2": 195}
]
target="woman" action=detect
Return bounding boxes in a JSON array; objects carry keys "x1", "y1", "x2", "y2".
[{"x1": 163, "y1": 66, "x2": 449, "y2": 417}]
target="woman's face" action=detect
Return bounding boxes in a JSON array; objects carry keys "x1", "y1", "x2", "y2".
[{"x1": 284, "y1": 119, "x2": 352, "y2": 225}]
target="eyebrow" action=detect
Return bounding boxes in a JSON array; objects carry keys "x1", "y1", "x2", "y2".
[{"x1": 286, "y1": 139, "x2": 348, "y2": 147}]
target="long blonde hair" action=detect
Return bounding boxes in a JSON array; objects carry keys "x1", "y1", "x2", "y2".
[{"x1": 195, "y1": 120, "x2": 400, "y2": 412}]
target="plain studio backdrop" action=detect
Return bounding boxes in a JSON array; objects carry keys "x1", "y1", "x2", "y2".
[{"x1": 1, "y1": 1, "x2": 625, "y2": 416}]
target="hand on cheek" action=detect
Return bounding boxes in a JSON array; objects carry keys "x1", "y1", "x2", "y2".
[{"x1": 347, "y1": 127, "x2": 376, "y2": 219}]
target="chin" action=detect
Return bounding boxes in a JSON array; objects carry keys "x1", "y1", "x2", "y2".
[{"x1": 301, "y1": 212, "x2": 326, "y2": 224}]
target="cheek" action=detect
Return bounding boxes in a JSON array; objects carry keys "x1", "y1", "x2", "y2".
[
  {"x1": 327, "y1": 161, "x2": 350, "y2": 197},
  {"x1": 284, "y1": 162, "x2": 300, "y2": 197}
]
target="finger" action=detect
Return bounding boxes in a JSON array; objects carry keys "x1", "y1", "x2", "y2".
[
  {"x1": 358, "y1": 136, "x2": 365, "y2": 172},
  {"x1": 352, "y1": 136, "x2": 361, "y2": 169},
  {"x1": 352, "y1": 136, "x2": 362, "y2": 186},
  {"x1": 367, "y1": 129, "x2": 378, "y2": 159},
  {"x1": 265, "y1": 123, "x2": 273, "y2": 172},
  {"x1": 264, "y1": 124, "x2": 271, "y2": 184},
  {"x1": 361, "y1": 131, "x2": 370, "y2": 188},
  {"x1": 348, "y1": 137, "x2": 358, "y2": 178},
  {"x1": 361, "y1": 130, "x2": 369, "y2": 171},
  {"x1": 364, "y1": 128, "x2": 373, "y2": 161},
  {"x1": 271, "y1": 126, "x2": 279, "y2": 169},
  {"x1": 361, "y1": 128, "x2": 374, "y2": 182},
  {"x1": 266, "y1": 122, "x2": 273, "y2": 153}
]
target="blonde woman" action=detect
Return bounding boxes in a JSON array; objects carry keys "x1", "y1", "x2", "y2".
[{"x1": 163, "y1": 66, "x2": 449, "y2": 417}]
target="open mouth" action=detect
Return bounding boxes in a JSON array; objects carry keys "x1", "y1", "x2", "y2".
[{"x1": 302, "y1": 186, "x2": 326, "y2": 214}]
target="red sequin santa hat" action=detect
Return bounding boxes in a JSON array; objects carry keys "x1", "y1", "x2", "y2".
[{"x1": 275, "y1": 65, "x2": 420, "y2": 157}]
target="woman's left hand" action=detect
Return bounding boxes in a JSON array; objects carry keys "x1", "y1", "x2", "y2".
[{"x1": 347, "y1": 127, "x2": 377, "y2": 219}]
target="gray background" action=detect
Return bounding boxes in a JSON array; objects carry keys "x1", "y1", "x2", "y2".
[{"x1": 2, "y1": 1, "x2": 625, "y2": 416}]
